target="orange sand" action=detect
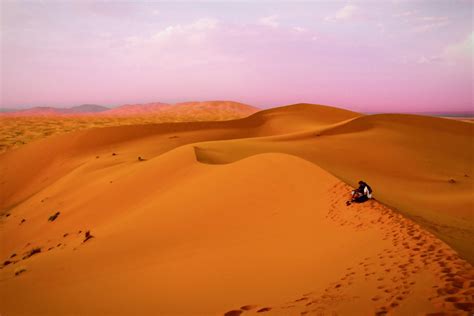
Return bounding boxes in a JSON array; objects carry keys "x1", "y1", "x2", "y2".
[
  {"x1": 0, "y1": 103, "x2": 472, "y2": 315},
  {"x1": 0, "y1": 101, "x2": 257, "y2": 153}
]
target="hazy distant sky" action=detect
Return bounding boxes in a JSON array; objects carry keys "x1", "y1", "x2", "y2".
[{"x1": 1, "y1": 1, "x2": 472, "y2": 112}]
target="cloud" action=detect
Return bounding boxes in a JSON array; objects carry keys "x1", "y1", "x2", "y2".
[
  {"x1": 442, "y1": 32, "x2": 473, "y2": 64},
  {"x1": 151, "y1": 10, "x2": 160, "y2": 16},
  {"x1": 325, "y1": 4, "x2": 359, "y2": 22},
  {"x1": 396, "y1": 13, "x2": 451, "y2": 33},
  {"x1": 126, "y1": 18, "x2": 218, "y2": 47},
  {"x1": 115, "y1": 18, "x2": 251, "y2": 71},
  {"x1": 258, "y1": 15, "x2": 279, "y2": 28},
  {"x1": 412, "y1": 18, "x2": 449, "y2": 33},
  {"x1": 293, "y1": 26, "x2": 306, "y2": 33},
  {"x1": 393, "y1": 10, "x2": 416, "y2": 18},
  {"x1": 421, "y1": 16, "x2": 448, "y2": 22},
  {"x1": 416, "y1": 55, "x2": 442, "y2": 64},
  {"x1": 393, "y1": 11, "x2": 450, "y2": 32},
  {"x1": 401, "y1": 33, "x2": 472, "y2": 66}
]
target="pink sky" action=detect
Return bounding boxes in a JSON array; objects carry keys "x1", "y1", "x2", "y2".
[{"x1": 1, "y1": 1, "x2": 472, "y2": 112}]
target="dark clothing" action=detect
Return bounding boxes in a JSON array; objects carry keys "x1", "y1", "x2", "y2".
[
  {"x1": 356, "y1": 182, "x2": 372, "y2": 195},
  {"x1": 350, "y1": 181, "x2": 373, "y2": 204},
  {"x1": 353, "y1": 195, "x2": 369, "y2": 203}
]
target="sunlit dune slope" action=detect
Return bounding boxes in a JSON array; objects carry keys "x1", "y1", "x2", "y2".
[
  {"x1": 1, "y1": 150, "x2": 473, "y2": 315},
  {"x1": 0, "y1": 103, "x2": 359, "y2": 211},
  {"x1": 194, "y1": 112, "x2": 474, "y2": 263},
  {"x1": 0, "y1": 103, "x2": 472, "y2": 263},
  {"x1": 99, "y1": 100, "x2": 258, "y2": 118}
]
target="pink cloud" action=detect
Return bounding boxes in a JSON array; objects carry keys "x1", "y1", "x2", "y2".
[{"x1": 1, "y1": 2, "x2": 472, "y2": 113}]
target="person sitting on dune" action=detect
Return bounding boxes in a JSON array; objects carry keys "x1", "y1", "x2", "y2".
[{"x1": 348, "y1": 180, "x2": 373, "y2": 204}]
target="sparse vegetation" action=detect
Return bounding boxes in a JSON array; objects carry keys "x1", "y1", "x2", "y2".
[
  {"x1": 48, "y1": 211, "x2": 60, "y2": 222},
  {"x1": 15, "y1": 268, "x2": 27, "y2": 276},
  {"x1": 0, "y1": 106, "x2": 254, "y2": 154}
]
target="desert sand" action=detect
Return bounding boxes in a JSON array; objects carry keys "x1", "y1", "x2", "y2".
[
  {"x1": 0, "y1": 101, "x2": 257, "y2": 153},
  {"x1": 0, "y1": 103, "x2": 473, "y2": 315}
]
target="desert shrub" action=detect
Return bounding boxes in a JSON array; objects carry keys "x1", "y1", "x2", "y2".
[{"x1": 48, "y1": 211, "x2": 60, "y2": 222}]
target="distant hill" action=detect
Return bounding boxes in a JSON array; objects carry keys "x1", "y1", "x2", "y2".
[
  {"x1": 67, "y1": 104, "x2": 109, "y2": 113},
  {"x1": 102, "y1": 102, "x2": 170, "y2": 115},
  {"x1": 0, "y1": 108, "x2": 18, "y2": 113},
  {"x1": 0, "y1": 101, "x2": 258, "y2": 118},
  {"x1": 100, "y1": 101, "x2": 258, "y2": 118},
  {"x1": 423, "y1": 111, "x2": 474, "y2": 118},
  {"x1": 1, "y1": 104, "x2": 109, "y2": 116},
  {"x1": 7, "y1": 106, "x2": 62, "y2": 116}
]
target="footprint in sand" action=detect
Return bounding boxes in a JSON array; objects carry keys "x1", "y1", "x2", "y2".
[
  {"x1": 240, "y1": 305, "x2": 257, "y2": 311},
  {"x1": 224, "y1": 310, "x2": 242, "y2": 316}
]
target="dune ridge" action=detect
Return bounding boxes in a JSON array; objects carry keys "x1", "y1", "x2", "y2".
[{"x1": 0, "y1": 103, "x2": 473, "y2": 315}]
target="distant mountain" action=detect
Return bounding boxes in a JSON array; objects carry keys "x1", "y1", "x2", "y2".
[
  {"x1": 420, "y1": 111, "x2": 474, "y2": 117},
  {"x1": 67, "y1": 104, "x2": 109, "y2": 113},
  {"x1": 0, "y1": 104, "x2": 109, "y2": 116},
  {"x1": 0, "y1": 101, "x2": 259, "y2": 119},
  {"x1": 0, "y1": 108, "x2": 18, "y2": 113},
  {"x1": 7, "y1": 106, "x2": 62, "y2": 116},
  {"x1": 102, "y1": 102, "x2": 170, "y2": 115}
]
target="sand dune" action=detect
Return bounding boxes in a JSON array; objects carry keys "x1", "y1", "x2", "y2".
[
  {"x1": 0, "y1": 103, "x2": 473, "y2": 315},
  {"x1": 99, "y1": 100, "x2": 258, "y2": 120}
]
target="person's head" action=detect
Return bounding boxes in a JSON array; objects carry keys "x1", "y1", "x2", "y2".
[{"x1": 358, "y1": 180, "x2": 365, "y2": 185}]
